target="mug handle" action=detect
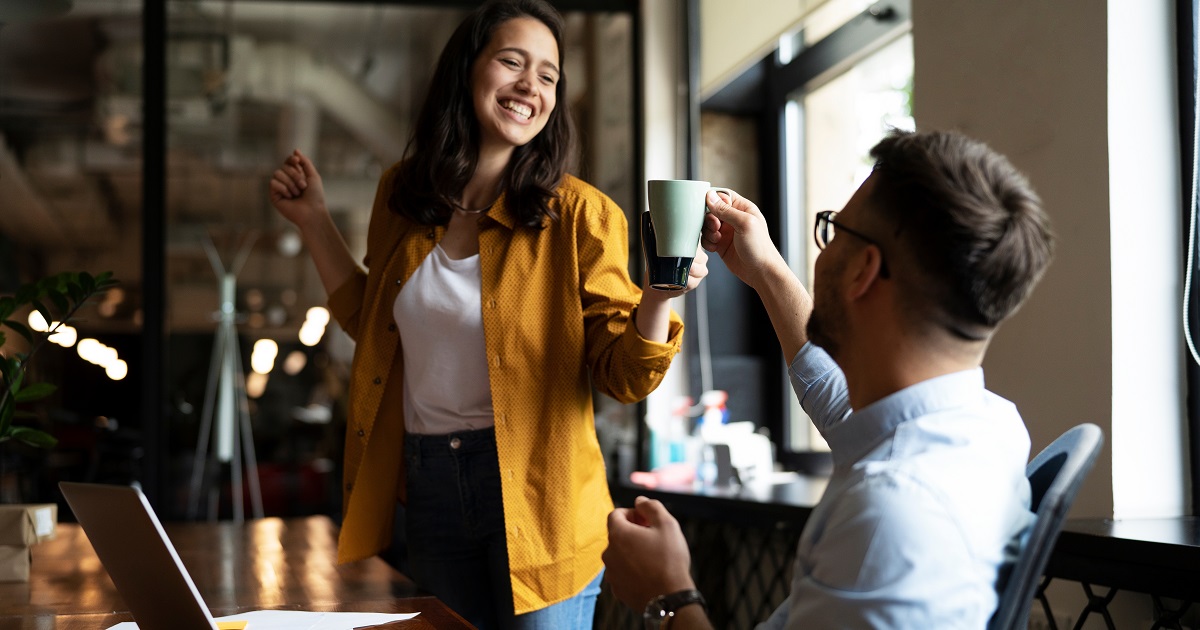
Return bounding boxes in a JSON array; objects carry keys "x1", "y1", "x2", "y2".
[{"x1": 706, "y1": 187, "x2": 735, "y2": 211}]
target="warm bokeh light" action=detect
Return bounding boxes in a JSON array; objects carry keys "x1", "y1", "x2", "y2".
[
  {"x1": 106, "y1": 359, "x2": 128, "y2": 381},
  {"x1": 77, "y1": 338, "x2": 102, "y2": 363},
  {"x1": 282, "y1": 350, "x2": 307, "y2": 375},
  {"x1": 298, "y1": 321, "x2": 323, "y2": 347},
  {"x1": 246, "y1": 371, "x2": 269, "y2": 398},
  {"x1": 98, "y1": 346, "x2": 118, "y2": 368},
  {"x1": 305, "y1": 306, "x2": 330, "y2": 326},
  {"x1": 27, "y1": 309, "x2": 49, "y2": 331},
  {"x1": 27, "y1": 311, "x2": 49, "y2": 332},
  {"x1": 251, "y1": 338, "x2": 279, "y2": 374},
  {"x1": 77, "y1": 338, "x2": 120, "y2": 368},
  {"x1": 48, "y1": 324, "x2": 77, "y2": 347}
]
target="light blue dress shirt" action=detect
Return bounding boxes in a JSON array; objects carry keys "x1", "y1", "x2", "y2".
[{"x1": 757, "y1": 343, "x2": 1034, "y2": 630}]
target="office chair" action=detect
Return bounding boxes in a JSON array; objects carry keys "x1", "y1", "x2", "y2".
[{"x1": 987, "y1": 423, "x2": 1104, "y2": 630}]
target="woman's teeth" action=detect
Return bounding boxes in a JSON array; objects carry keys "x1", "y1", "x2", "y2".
[{"x1": 501, "y1": 100, "x2": 532, "y2": 119}]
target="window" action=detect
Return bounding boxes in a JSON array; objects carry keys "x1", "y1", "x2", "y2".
[{"x1": 781, "y1": 24, "x2": 913, "y2": 454}]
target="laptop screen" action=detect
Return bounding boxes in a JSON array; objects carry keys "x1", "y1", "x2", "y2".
[{"x1": 59, "y1": 482, "x2": 218, "y2": 630}]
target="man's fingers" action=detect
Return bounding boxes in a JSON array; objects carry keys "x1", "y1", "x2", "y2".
[
  {"x1": 633, "y1": 496, "x2": 672, "y2": 527},
  {"x1": 706, "y1": 190, "x2": 759, "y2": 228}
]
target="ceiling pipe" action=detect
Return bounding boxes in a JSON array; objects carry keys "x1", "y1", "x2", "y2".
[{"x1": 230, "y1": 38, "x2": 409, "y2": 165}]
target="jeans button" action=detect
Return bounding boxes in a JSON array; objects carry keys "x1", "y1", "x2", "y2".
[{"x1": 449, "y1": 437, "x2": 462, "y2": 450}]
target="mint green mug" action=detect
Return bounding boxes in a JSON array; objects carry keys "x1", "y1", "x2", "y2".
[{"x1": 643, "y1": 179, "x2": 733, "y2": 290}]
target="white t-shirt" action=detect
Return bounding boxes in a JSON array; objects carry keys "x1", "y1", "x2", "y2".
[{"x1": 393, "y1": 244, "x2": 494, "y2": 435}]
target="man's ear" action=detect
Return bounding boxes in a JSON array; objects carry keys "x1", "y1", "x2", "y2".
[{"x1": 846, "y1": 246, "x2": 886, "y2": 300}]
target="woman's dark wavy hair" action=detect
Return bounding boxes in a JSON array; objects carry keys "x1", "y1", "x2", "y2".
[{"x1": 389, "y1": 0, "x2": 576, "y2": 228}]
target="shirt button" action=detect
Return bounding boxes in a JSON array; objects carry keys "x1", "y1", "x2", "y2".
[
  {"x1": 489, "y1": 299, "x2": 496, "y2": 308},
  {"x1": 493, "y1": 356, "x2": 501, "y2": 367},
  {"x1": 357, "y1": 428, "x2": 365, "y2": 437},
  {"x1": 345, "y1": 482, "x2": 353, "y2": 492},
  {"x1": 395, "y1": 279, "x2": 402, "y2": 285},
  {"x1": 449, "y1": 437, "x2": 462, "y2": 449},
  {"x1": 387, "y1": 323, "x2": 396, "y2": 332},
  {"x1": 373, "y1": 377, "x2": 382, "y2": 384},
  {"x1": 426, "y1": 230, "x2": 435, "y2": 239}
]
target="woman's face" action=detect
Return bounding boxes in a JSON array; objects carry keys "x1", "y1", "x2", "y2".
[{"x1": 470, "y1": 17, "x2": 560, "y2": 157}]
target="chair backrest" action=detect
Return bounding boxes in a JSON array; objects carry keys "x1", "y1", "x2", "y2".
[{"x1": 987, "y1": 423, "x2": 1104, "y2": 630}]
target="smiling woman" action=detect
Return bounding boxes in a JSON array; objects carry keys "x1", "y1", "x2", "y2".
[
  {"x1": 266, "y1": 1, "x2": 687, "y2": 629},
  {"x1": 470, "y1": 17, "x2": 560, "y2": 157}
]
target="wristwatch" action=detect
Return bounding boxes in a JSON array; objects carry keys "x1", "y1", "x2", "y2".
[{"x1": 643, "y1": 588, "x2": 707, "y2": 629}]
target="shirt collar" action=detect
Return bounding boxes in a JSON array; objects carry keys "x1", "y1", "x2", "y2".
[
  {"x1": 485, "y1": 190, "x2": 518, "y2": 230},
  {"x1": 827, "y1": 367, "x2": 986, "y2": 467}
]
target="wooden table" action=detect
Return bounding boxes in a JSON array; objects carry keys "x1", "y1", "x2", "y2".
[{"x1": 0, "y1": 515, "x2": 474, "y2": 629}]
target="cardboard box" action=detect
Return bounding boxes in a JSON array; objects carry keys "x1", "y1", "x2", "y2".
[
  {"x1": 0, "y1": 504, "x2": 57, "y2": 546},
  {"x1": 0, "y1": 545, "x2": 30, "y2": 582}
]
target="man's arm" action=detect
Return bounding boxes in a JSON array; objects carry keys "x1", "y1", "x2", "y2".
[
  {"x1": 602, "y1": 497, "x2": 715, "y2": 629},
  {"x1": 701, "y1": 191, "x2": 813, "y2": 362}
]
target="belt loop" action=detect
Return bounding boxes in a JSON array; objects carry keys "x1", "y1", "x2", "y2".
[{"x1": 406, "y1": 433, "x2": 421, "y2": 470}]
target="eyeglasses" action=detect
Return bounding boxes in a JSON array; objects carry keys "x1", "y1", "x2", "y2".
[{"x1": 813, "y1": 210, "x2": 890, "y2": 278}]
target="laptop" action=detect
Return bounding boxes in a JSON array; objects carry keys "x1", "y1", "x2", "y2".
[{"x1": 59, "y1": 481, "x2": 219, "y2": 630}]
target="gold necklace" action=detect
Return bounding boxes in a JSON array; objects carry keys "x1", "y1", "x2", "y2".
[{"x1": 453, "y1": 200, "x2": 493, "y2": 214}]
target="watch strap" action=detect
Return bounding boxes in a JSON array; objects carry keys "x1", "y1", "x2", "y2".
[{"x1": 643, "y1": 588, "x2": 707, "y2": 629}]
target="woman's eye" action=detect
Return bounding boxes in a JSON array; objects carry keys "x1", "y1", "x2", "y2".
[
  {"x1": 501, "y1": 58, "x2": 520, "y2": 68},
  {"x1": 540, "y1": 75, "x2": 556, "y2": 84}
]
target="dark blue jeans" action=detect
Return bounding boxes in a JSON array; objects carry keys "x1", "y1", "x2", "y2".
[{"x1": 403, "y1": 427, "x2": 601, "y2": 630}]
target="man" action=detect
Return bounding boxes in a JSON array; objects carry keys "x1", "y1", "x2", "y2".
[{"x1": 603, "y1": 129, "x2": 1056, "y2": 629}]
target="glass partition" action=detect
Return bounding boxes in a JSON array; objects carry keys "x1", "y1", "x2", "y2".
[
  {"x1": 0, "y1": 1, "x2": 637, "y2": 518},
  {"x1": 0, "y1": 0, "x2": 145, "y2": 505}
]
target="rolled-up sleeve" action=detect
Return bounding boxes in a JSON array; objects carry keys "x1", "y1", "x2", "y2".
[
  {"x1": 788, "y1": 342, "x2": 851, "y2": 433},
  {"x1": 577, "y1": 191, "x2": 682, "y2": 403}
]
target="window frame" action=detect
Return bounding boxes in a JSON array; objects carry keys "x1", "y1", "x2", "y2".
[
  {"x1": 698, "y1": 0, "x2": 911, "y2": 471},
  {"x1": 1177, "y1": 0, "x2": 1199, "y2": 514}
]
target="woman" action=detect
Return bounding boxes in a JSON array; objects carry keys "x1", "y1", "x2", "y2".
[{"x1": 268, "y1": 1, "x2": 707, "y2": 627}]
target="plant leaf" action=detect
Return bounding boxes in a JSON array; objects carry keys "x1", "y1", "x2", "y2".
[
  {"x1": 14, "y1": 282, "x2": 37, "y2": 304},
  {"x1": 80, "y1": 272, "x2": 95, "y2": 293},
  {"x1": 0, "y1": 399, "x2": 12, "y2": 437},
  {"x1": 2, "y1": 320, "x2": 32, "y2": 343},
  {"x1": 32, "y1": 300, "x2": 53, "y2": 328},
  {"x1": 65, "y1": 281, "x2": 83, "y2": 304},
  {"x1": 12, "y1": 410, "x2": 37, "y2": 419},
  {"x1": 9, "y1": 427, "x2": 57, "y2": 449},
  {"x1": 0, "y1": 297, "x2": 14, "y2": 321},
  {"x1": 46, "y1": 290, "x2": 69, "y2": 314},
  {"x1": 14, "y1": 382, "x2": 55, "y2": 402}
]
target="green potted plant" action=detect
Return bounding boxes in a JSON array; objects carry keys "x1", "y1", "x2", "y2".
[{"x1": 0, "y1": 271, "x2": 118, "y2": 448}]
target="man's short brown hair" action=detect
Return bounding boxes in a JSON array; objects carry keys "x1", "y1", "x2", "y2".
[{"x1": 868, "y1": 129, "x2": 1055, "y2": 338}]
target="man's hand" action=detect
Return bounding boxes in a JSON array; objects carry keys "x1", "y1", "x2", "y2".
[
  {"x1": 701, "y1": 190, "x2": 790, "y2": 292},
  {"x1": 603, "y1": 497, "x2": 697, "y2": 613},
  {"x1": 701, "y1": 190, "x2": 813, "y2": 362}
]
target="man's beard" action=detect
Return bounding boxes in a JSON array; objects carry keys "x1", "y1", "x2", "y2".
[
  {"x1": 806, "y1": 301, "x2": 841, "y2": 359},
  {"x1": 806, "y1": 263, "x2": 845, "y2": 359}
]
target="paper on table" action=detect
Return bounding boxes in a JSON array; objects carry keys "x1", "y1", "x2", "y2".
[{"x1": 105, "y1": 609, "x2": 419, "y2": 630}]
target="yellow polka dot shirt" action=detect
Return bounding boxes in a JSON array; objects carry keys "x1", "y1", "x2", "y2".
[{"x1": 327, "y1": 167, "x2": 684, "y2": 614}]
